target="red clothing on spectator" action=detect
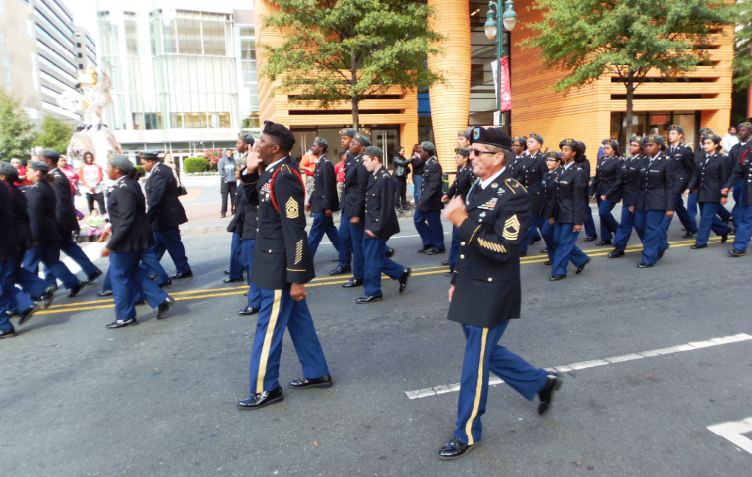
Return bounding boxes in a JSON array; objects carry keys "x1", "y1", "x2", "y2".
[
  {"x1": 59, "y1": 164, "x2": 79, "y2": 195},
  {"x1": 334, "y1": 161, "x2": 345, "y2": 183},
  {"x1": 299, "y1": 153, "x2": 316, "y2": 177}
]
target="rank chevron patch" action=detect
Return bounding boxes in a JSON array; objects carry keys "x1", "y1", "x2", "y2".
[
  {"x1": 503, "y1": 214, "x2": 521, "y2": 241},
  {"x1": 285, "y1": 196, "x2": 299, "y2": 219}
]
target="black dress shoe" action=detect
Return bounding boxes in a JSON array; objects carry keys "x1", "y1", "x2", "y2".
[
  {"x1": 543, "y1": 260, "x2": 552, "y2": 266},
  {"x1": 595, "y1": 239, "x2": 612, "y2": 246},
  {"x1": 398, "y1": 268, "x2": 411, "y2": 293},
  {"x1": 385, "y1": 247, "x2": 395, "y2": 258},
  {"x1": 105, "y1": 317, "x2": 137, "y2": 329},
  {"x1": 238, "y1": 306, "x2": 260, "y2": 316},
  {"x1": 289, "y1": 375, "x2": 333, "y2": 390},
  {"x1": 608, "y1": 248, "x2": 625, "y2": 258},
  {"x1": 728, "y1": 248, "x2": 745, "y2": 257},
  {"x1": 682, "y1": 232, "x2": 695, "y2": 239},
  {"x1": 549, "y1": 274, "x2": 566, "y2": 281},
  {"x1": 637, "y1": 262, "x2": 654, "y2": 269},
  {"x1": 530, "y1": 236, "x2": 542, "y2": 244},
  {"x1": 356, "y1": 293, "x2": 383, "y2": 304},
  {"x1": 721, "y1": 232, "x2": 729, "y2": 243},
  {"x1": 441, "y1": 259, "x2": 450, "y2": 266},
  {"x1": 575, "y1": 257, "x2": 591, "y2": 275},
  {"x1": 172, "y1": 271, "x2": 193, "y2": 279},
  {"x1": 0, "y1": 328, "x2": 16, "y2": 339},
  {"x1": 158, "y1": 280, "x2": 173, "y2": 288},
  {"x1": 223, "y1": 277, "x2": 243, "y2": 283},
  {"x1": 520, "y1": 251, "x2": 527, "y2": 257},
  {"x1": 584, "y1": 236, "x2": 597, "y2": 242},
  {"x1": 438, "y1": 438, "x2": 474, "y2": 461},
  {"x1": 417, "y1": 245, "x2": 432, "y2": 253},
  {"x1": 86, "y1": 268, "x2": 103, "y2": 283},
  {"x1": 691, "y1": 243, "x2": 707, "y2": 249},
  {"x1": 342, "y1": 278, "x2": 363, "y2": 288},
  {"x1": 541, "y1": 248, "x2": 548, "y2": 254},
  {"x1": 18, "y1": 306, "x2": 36, "y2": 326},
  {"x1": 156, "y1": 297, "x2": 175, "y2": 319},
  {"x1": 224, "y1": 269, "x2": 231, "y2": 275},
  {"x1": 537, "y1": 374, "x2": 562, "y2": 415},
  {"x1": 40, "y1": 286, "x2": 55, "y2": 308},
  {"x1": 237, "y1": 387, "x2": 283, "y2": 410},
  {"x1": 427, "y1": 248, "x2": 446, "y2": 255},
  {"x1": 68, "y1": 282, "x2": 84, "y2": 298},
  {"x1": 96, "y1": 289, "x2": 113, "y2": 297},
  {"x1": 329, "y1": 266, "x2": 350, "y2": 276}
]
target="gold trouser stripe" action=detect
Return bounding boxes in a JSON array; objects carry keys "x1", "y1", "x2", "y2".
[
  {"x1": 465, "y1": 327, "x2": 489, "y2": 446},
  {"x1": 256, "y1": 290, "x2": 283, "y2": 393}
]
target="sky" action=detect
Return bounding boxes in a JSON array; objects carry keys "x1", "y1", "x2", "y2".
[{"x1": 66, "y1": 0, "x2": 99, "y2": 36}]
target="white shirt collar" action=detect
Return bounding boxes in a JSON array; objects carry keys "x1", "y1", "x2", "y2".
[
  {"x1": 267, "y1": 157, "x2": 286, "y2": 170},
  {"x1": 562, "y1": 161, "x2": 574, "y2": 171},
  {"x1": 480, "y1": 167, "x2": 505, "y2": 189}
]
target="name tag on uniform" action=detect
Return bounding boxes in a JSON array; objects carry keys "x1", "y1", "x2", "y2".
[
  {"x1": 559, "y1": 181, "x2": 568, "y2": 185},
  {"x1": 649, "y1": 170, "x2": 660, "y2": 174}
]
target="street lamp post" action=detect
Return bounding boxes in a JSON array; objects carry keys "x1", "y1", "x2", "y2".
[{"x1": 484, "y1": 0, "x2": 517, "y2": 112}]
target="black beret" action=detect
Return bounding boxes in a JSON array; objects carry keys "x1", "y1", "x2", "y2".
[
  {"x1": 110, "y1": 155, "x2": 134, "y2": 172},
  {"x1": 528, "y1": 133, "x2": 544, "y2": 145},
  {"x1": 458, "y1": 127, "x2": 473, "y2": 140},
  {"x1": 363, "y1": 146, "x2": 383, "y2": 158},
  {"x1": 471, "y1": 127, "x2": 512, "y2": 150},
  {"x1": 603, "y1": 138, "x2": 620, "y2": 151},
  {"x1": 544, "y1": 151, "x2": 561, "y2": 161},
  {"x1": 338, "y1": 128, "x2": 356, "y2": 138},
  {"x1": 352, "y1": 133, "x2": 372, "y2": 147},
  {"x1": 629, "y1": 136, "x2": 644, "y2": 147},
  {"x1": 420, "y1": 141, "x2": 436, "y2": 153},
  {"x1": 455, "y1": 147, "x2": 471, "y2": 157},
  {"x1": 263, "y1": 121, "x2": 295, "y2": 151},
  {"x1": 140, "y1": 151, "x2": 160, "y2": 161},
  {"x1": 512, "y1": 136, "x2": 528, "y2": 147},
  {"x1": 29, "y1": 160, "x2": 49, "y2": 172},
  {"x1": 240, "y1": 133, "x2": 255, "y2": 145},
  {"x1": 643, "y1": 134, "x2": 665, "y2": 146},
  {"x1": 706, "y1": 134, "x2": 722, "y2": 144},
  {"x1": 0, "y1": 161, "x2": 18, "y2": 177},
  {"x1": 737, "y1": 121, "x2": 752, "y2": 131},
  {"x1": 42, "y1": 149, "x2": 60, "y2": 161},
  {"x1": 559, "y1": 138, "x2": 578, "y2": 149},
  {"x1": 312, "y1": 137, "x2": 328, "y2": 149},
  {"x1": 667, "y1": 124, "x2": 684, "y2": 135}
]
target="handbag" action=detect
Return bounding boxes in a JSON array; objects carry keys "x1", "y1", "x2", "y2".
[{"x1": 177, "y1": 183, "x2": 188, "y2": 196}]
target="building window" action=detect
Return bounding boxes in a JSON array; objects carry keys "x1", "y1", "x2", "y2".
[
  {"x1": 125, "y1": 19, "x2": 138, "y2": 55},
  {"x1": 176, "y1": 18, "x2": 202, "y2": 54},
  {"x1": 202, "y1": 20, "x2": 226, "y2": 56},
  {"x1": 470, "y1": 64, "x2": 485, "y2": 87}
]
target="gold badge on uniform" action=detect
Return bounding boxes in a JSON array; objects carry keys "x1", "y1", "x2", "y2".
[
  {"x1": 285, "y1": 196, "x2": 299, "y2": 219},
  {"x1": 479, "y1": 198, "x2": 497, "y2": 210},
  {"x1": 503, "y1": 214, "x2": 520, "y2": 241},
  {"x1": 491, "y1": 182, "x2": 498, "y2": 188}
]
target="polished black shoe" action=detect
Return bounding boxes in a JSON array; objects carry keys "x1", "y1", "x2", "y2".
[
  {"x1": 721, "y1": 232, "x2": 729, "y2": 243},
  {"x1": 158, "y1": 280, "x2": 173, "y2": 289},
  {"x1": 444, "y1": 271, "x2": 455, "y2": 277},
  {"x1": 329, "y1": 266, "x2": 350, "y2": 276},
  {"x1": 289, "y1": 375, "x2": 333, "y2": 390},
  {"x1": 728, "y1": 248, "x2": 745, "y2": 257},
  {"x1": 530, "y1": 235, "x2": 542, "y2": 244},
  {"x1": 520, "y1": 251, "x2": 527, "y2": 257},
  {"x1": 417, "y1": 245, "x2": 432, "y2": 253},
  {"x1": 40, "y1": 286, "x2": 55, "y2": 308},
  {"x1": 595, "y1": 239, "x2": 612, "y2": 246},
  {"x1": 682, "y1": 232, "x2": 695, "y2": 239},
  {"x1": 584, "y1": 236, "x2": 597, "y2": 242},
  {"x1": 237, "y1": 306, "x2": 260, "y2": 316},
  {"x1": 172, "y1": 271, "x2": 193, "y2": 280},
  {"x1": 438, "y1": 438, "x2": 474, "y2": 461},
  {"x1": 427, "y1": 248, "x2": 446, "y2": 255},
  {"x1": 637, "y1": 262, "x2": 654, "y2": 269},
  {"x1": 385, "y1": 247, "x2": 395, "y2": 258},
  {"x1": 135, "y1": 299, "x2": 146, "y2": 306},
  {"x1": 223, "y1": 277, "x2": 243, "y2": 283},
  {"x1": 342, "y1": 278, "x2": 363, "y2": 288},
  {"x1": 549, "y1": 274, "x2": 566, "y2": 281},
  {"x1": 96, "y1": 289, "x2": 113, "y2": 297},
  {"x1": 0, "y1": 327, "x2": 16, "y2": 339},
  {"x1": 608, "y1": 248, "x2": 625, "y2": 258},
  {"x1": 441, "y1": 259, "x2": 450, "y2": 266},
  {"x1": 86, "y1": 268, "x2": 103, "y2": 283},
  {"x1": 17, "y1": 306, "x2": 36, "y2": 326},
  {"x1": 68, "y1": 282, "x2": 84, "y2": 298},
  {"x1": 543, "y1": 260, "x2": 552, "y2": 266},
  {"x1": 398, "y1": 268, "x2": 411, "y2": 294},
  {"x1": 540, "y1": 248, "x2": 548, "y2": 254},
  {"x1": 691, "y1": 243, "x2": 707, "y2": 249},
  {"x1": 224, "y1": 269, "x2": 231, "y2": 275},
  {"x1": 105, "y1": 317, "x2": 137, "y2": 329},
  {"x1": 157, "y1": 296, "x2": 175, "y2": 319},
  {"x1": 537, "y1": 374, "x2": 562, "y2": 415},
  {"x1": 356, "y1": 293, "x2": 382, "y2": 304},
  {"x1": 237, "y1": 387, "x2": 283, "y2": 410},
  {"x1": 575, "y1": 257, "x2": 591, "y2": 275}
]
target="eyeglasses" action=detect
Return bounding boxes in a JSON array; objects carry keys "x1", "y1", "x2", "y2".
[{"x1": 471, "y1": 148, "x2": 496, "y2": 156}]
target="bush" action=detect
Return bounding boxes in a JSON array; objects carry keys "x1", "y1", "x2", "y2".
[
  {"x1": 183, "y1": 157, "x2": 208, "y2": 173},
  {"x1": 134, "y1": 165, "x2": 145, "y2": 178}
]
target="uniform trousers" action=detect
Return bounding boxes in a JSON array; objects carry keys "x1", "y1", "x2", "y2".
[
  {"x1": 308, "y1": 212, "x2": 341, "y2": 257},
  {"x1": 363, "y1": 238, "x2": 406, "y2": 296},
  {"x1": 414, "y1": 209, "x2": 444, "y2": 250},
  {"x1": 228, "y1": 232, "x2": 244, "y2": 281},
  {"x1": 583, "y1": 205, "x2": 597, "y2": 239},
  {"x1": 339, "y1": 220, "x2": 366, "y2": 280},
  {"x1": 687, "y1": 191, "x2": 699, "y2": 227},
  {"x1": 0, "y1": 260, "x2": 16, "y2": 332},
  {"x1": 336, "y1": 213, "x2": 353, "y2": 271},
  {"x1": 540, "y1": 220, "x2": 557, "y2": 261},
  {"x1": 59, "y1": 238, "x2": 100, "y2": 279},
  {"x1": 141, "y1": 248, "x2": 171, "y2": 286},
  {"x1": 448, "y1": 226, "x2": 460, "y2": 271},
  {"x1": 520, "y1": 215, "x2": 545, "y2": 255},
  {"x1": 14, "y1": 255, "x2": 50, "y2": 300},
  {"x1": 613, "y1": 206, "x2": 644, "y2": 251},
  {"x1": 634, "y1": 210, "x2": 668, "y2": 265},
  {"x1": 551, "y1": 224, "x2": 589, "y2": 277},
  {"x1": 110, "y1": 250, "x2": 168, "y2": 321},
  {"x1": 454, "y1": 320, "x2": 549, "y2": 445},
  {"x1": 597, "y1": 198, "x2": 619, "y2": 241},
  {"x1": 22, "y1": 243, "x2": 80, "y2": 290},
  {"x1": 240, "y1": 239, "x2": 261, "y2": 310},
  {"x1": 731, "y1": 193, "x2": 752, "y2": 253},
  {"x1": 151, "y1": 227, "x2": 191, "y2": 274},
  {"x1": 731, "y1": 181, "x2": 744, "y2": 228},
  {"x1": 695, "y1": 202, "x2": 730, "y2": 247},
  {"x1": 669, "y1": 192, "x2": 697, "y2": 234},
  {"x1": 248, "y1": 287, "x2": 329, "y2": 395}
]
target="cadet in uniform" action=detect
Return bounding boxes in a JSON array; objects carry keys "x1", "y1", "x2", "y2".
[
  {"x1": 443, "y1": 147, "x2": 474, "y2": 275},
  {"x1": 340, "y1": 132, "x2": 371, "y2": 288},
  {"x1": 237, "y1": 144, "x2": 262, "y2": 316},
  {"x1": 414, "y1": 141, "x2": 445, "y2": 254},
  {"x1": 575, "y1": 142, "x2": 598, "y2": 242},
  {"x1": 358, "y1": 146, "x2": 410, "y2": 303},
  {"x1": 591, "y1": 139, "x2": 622, "y2": 246},
  {"x1": 225, "y1": 133, "x2": 256, "y2": 283},
  {"x1": 330, "y1": 128, "x2": 356, "y2": 276},
  {"x1": 549, "y1": 139, "x2": 590, "y2": 280},
  {"x1": 0, "y1": 168, "x2": 19, "y2": 339},
  {"x1": 101, "y1": 156, "x2": 174, "y2": 329},
  {"x1": 306, "y1": 137, "x2": 341, "y2": 257},
  {"x1": 726, "y1": 122, "x2": 752, "y2": 231},
  {"x1": 723, "y1": 135, "x2": 752, "y2": 256},
  {"x1": 540, "y1": 151, "x2": 562, "y2": 264},
  {"x1": 237, "y1": 121, "x2": 331, "y2": 410},
  {"x1": 142, "y1": 151, "x2": 193, "y2": 279},
  {"x1": 510, "y1": 136, "x2": 527, "y2": 176},
  {"x1": 437, "y1": 127, "x2": 561, "y2": 460},
  {"x1": 633, "y1": 135, "x2": 674, "y2": 268},
  {"x1": 609, "y1": 137, "x2": 645, "y2": 258},
  {"x1": 666, "y1": 125, "x2": 698, "y2": 239},
  {"x1": 518, "y1": 133, "x2": 547, "y2": 255},
  {"x1": 689, "y1": 134, "x2": 730, "y2": 249}
]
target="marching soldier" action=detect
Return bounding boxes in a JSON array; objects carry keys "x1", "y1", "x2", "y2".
[
  {"x1": 224, "y1": 133, "x2": 256, "y2": 283},
  {"x1": 726, "y1": 122, "x2": 752, "y2": 231},
  {"x1": 438, "y1": 126, "x2": 560, "y2": 460},
  {"x1": 414, "y1": 141, "x2": 445, "y2": 254},
  {"x1": 306, "y1": 137, "x2": 341, "y2": 257},
  {"x1": 340, "y1": 132, "x2": 371, "y2": 288},
  {"x1": 330, "y1": 128, "x2": 356, "y2": 276},
  {"x1": 609, "y1": 137, "x2": 645, "y2": 258},
  {"x1": 237, "y1": 121, "x2": 331, "y2": 410},
  {"x1": 575, "y1": 142, "x2": 598, "y2": 242},
  {"x1": 723, "y1": 133, "x2": 752, "y2": 256},
  {"x1": 689, "y1": 134, "x2": 730, "y2": 249},
  {"x1": 142, "y1": 151, "x2": 193, "y2": 280},
  {"x1": 510, "y1": 136, "x2": 528, "y2": 177},
  {"x1": 540, "y1": 151, "x2": 562, "y2": 264},
  {"x1": 518, "y1": 133, "x2": 547, "y2": 255},
  {"x1": 237, "y1": 140, "x2": 262, "y2": 316},
  {"x1": 358, "y1": 146, "x2": 410, "y2": 303},
  {"x1": 0, "y1": 168, "x2": 19, "y2": 339},
  {"x1": 443, "y1": 147, "x2": 474, "y2": 275},
  {"x1": 666, "y1": 125, "x2": 698, "y2": 239},
  {"x1": 591, "y1": 139, "x2": 622, "y2": 246},
  {"x1": 101, "y1": 156, "x2": 174, "y2": 329}
]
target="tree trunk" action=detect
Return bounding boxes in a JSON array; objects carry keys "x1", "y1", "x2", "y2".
[
  {"x1": 351, "y1": 95, "x2": 360, "y2": 131},
  {"x1": 624, "y1": 71, "x2": 635, "y2": 142},
  {"x1": 350, "y1": 55, "x2": 359, "y2": 131}
]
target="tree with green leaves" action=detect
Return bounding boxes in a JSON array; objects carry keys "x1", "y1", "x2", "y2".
[
  {"x1": 733, "y1": 3, "x2": 752, "y2": 92},
  {"x1": 0, "y1": 92, "x2": 36, "y2": 161},
  {"x1": 525, "y1": 0, "x2": 735, "y2": 136},
  {"x1": 35, "y1": 116, "x2": 74, "y2": 154},
  {"x1": 262, "y1": 0, "x2": 442, "y2": 130}
]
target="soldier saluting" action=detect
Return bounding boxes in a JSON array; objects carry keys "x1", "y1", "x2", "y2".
[{"x1": 437, "y1": 127, "x2": 561, "y2": 460}]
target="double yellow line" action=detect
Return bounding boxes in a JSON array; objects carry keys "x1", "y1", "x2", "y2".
[{"x1": 34, "y1": 236, "x2": 724, "y2": 316}]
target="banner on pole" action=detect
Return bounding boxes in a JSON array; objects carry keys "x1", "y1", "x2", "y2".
[{"x1": 491, "y1": 56, "x2": 512, "y2": 112}]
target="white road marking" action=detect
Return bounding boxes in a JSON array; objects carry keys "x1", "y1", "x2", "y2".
[
  {"x1": 707, "y1": 417, "x2": 752, "y2": 454},
  {"x1": 404, "y1": 333, "x2": 752, "y2": 400}
]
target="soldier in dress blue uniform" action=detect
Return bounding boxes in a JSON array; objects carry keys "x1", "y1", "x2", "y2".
[
  {"x1": 142, "y1": 151, "x2": 193, "y2": 280},
  {"x1": 101, "y1": 156, "x2": 174, "y2": 329},
  {"x1": 236, "y1": 144, "x2": 263, "y2": 316},
  {"x1": 540, "y1": 151, "x2": 562, "y2": 264},
  {"x1": 575, "y1": 142, "x2": 598, "y2": 242},
  {"x1": 338, "y1": 132, "x2": 371, "y2": 288},
  {"x1": 414, "y1": 141, "x2": 445, "y2": 254},
  {"x1": 518, "y1": 133, "x2": 547, "y2": 255},
  {"x1": 237, "y1": 121, "x2": 331, "y2": 410},
  {"x1": 510, "y1": 136, "x2": 527, "y2": 177},
  {"x1": 330, "y1": 128, "x2": 356, "y2": 276},
  {"x1": 225, "y1": 133, "x2": 256, "y2": 283},
  {"x1": 437, "y1": 127, "x2": 561, "y2": 460},
  {"x1": 609, "y1": 137, "x2": 645, "y2": 258},
  {"x1": 723, "y1": 133, "x2": 752, "y2": 256},
  {"x1": 306, "y1": 137, "x2": 341, "y2": 257},
  {"x1": 357, "y1": 146, "x2": 410, "y2": 303},
  {"x1": 665, "y1": 125, "x2": 698, "y2": 239},
  {"x1": 442, "y1": 147, "x2": 474, "y2": 276},
  {"x1": 591, "y1": 139, "x2": 622, "y2": 245},
  {"x1": 689, "y1": 134, "x2": 730, "y2": 249},
  {"x1": 632, "y1": 135, "x2": 674, "y2": 268},
  {"x1": 0, "y1": 168, "x2": 20, "y2": 339},
  {"x1": 726, "y1": 122, "x2": 752, "y2": 232},
  {"x1": 548, "y1": 139, "x2": 590, "y2": 280}
]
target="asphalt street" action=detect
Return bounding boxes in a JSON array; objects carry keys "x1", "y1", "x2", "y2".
[{"x1": 1, "y1": 212, "x2": 751, "y2": 477}]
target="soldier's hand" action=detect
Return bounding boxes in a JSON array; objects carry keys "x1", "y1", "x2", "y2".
[
  {"x1": 548, "y1": 218, "x2": 555, "y2": 225},
  {"x1": 665, "y1": 210, "x2": 674, "y2": 218},
  {"x1": 448, "y1": 285, "x2": 455, "y2": 303},
  {"x1": 441, "y1": 194, "x2": 449, "y2": 203},
  {"x1": 628, "y1": 206, "x2": 635, "y2": 213},
  {"x1": 721, "y1": 188, "x2": 729, "y2": 196},
  {"x1": 350, "y1": 216, "x2": 360, "y2": 224},
  {"x1": 324, "y1": 209, "x2": 332, "y2": 218},
  {"x1": 365, "y1": 229, "x2": 376, "y2": 238},
  {"x1": 101, "y1": 247, "x2": 110, "y2": 257},
  {"x1": 445, "y1": 197, "x2": 468, "y2": 227},
  {"x1": 600, "y1": 195, "x2": 607, "y2": 201},
  {"x1": 246, "y1": 152, "x2": 263, "y2": 172},
  {"x1": 721, "y1": 197, "x2": 727, "y2": 205},
  {"x1": 290, "y1": 283, "x2": 306, "y2": 302},
  {"x1": 305, "y1": 203, "x2": 312, "y2": 213},
  {"x1": 573, "y1": 224, "x2": 583, "y2": 232}
]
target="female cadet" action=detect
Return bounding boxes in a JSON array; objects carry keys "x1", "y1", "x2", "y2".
[
  {"x1": 510, "y1": 136, "x2": 528, "y2": 179},
  {"x1": 575, "y1": 141, "x2": 598, "y2": 241},
  {"x1": 591, "y1": 139, "x2": 622, "y2": 245},
  {"x1": 519, "y1": 134, "x2": 548, "y2": 255},
  {"x1": 689, "y1": 134, "x2": 730, "y2": 249},
  {"x1": 541, "y1": 151, "x2": 562, "y2": 265},
  {"x1": 609, "y1": 137, "x2": 645, "y2": 258},
  {"x1": 722, "y1": 139, "x2": 752, "y2": 256}
]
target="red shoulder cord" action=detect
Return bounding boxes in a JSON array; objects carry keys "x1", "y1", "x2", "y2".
[{"x1": 269, "y1": 165, "x2": 306, "y2": 214}]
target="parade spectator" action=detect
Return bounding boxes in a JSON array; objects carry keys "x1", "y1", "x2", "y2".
[
  {"x1": 83, "y1": 209, "x2": 105, "y2": 241},
  {"x1": 218, "y1": 149, "x2": 237, "y2": 218},
  {"x1": 392, "y1": 146, "x2": 410, "y2": 211},
  {"x1": 10, "y1": 158, "x2": 27, "y2": 187},
  {"x1": 57, "y1": 156, "x2": 79, "y2": 196},
  {"x1": 299, "y1": 148, "x2": 316, "y2": 200},
  {"x1": 409, "y1": 143, "x2": 424, "y2": 205},
  {"x1": 334, "y1": 151, "x2": 346, "y2": 202},
  {"x1": 79, "y1": 152, "x2": 106, "y2": 214},
  {"x1": 721, "y1": 126, "x2": 739, "y2": 153}
]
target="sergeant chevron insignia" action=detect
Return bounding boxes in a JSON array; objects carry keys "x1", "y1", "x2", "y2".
[
  {"x1": 503, "y1": 214, "x2": 521, "y2": 241},
  {"x1": 285, "y1": 196, "x2": 299, "y2": 219}
]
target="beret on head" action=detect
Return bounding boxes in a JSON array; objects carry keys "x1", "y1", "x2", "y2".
[
  {"x1": 312, "y1": 136, "x2": 328, "y2": 149},
  {"x1": 737, "y1": 121, "x2": 752, "y2": 131},
  {"x1": 471, "y1": 127, "x2": 512, "y2": 150},
  {"x1": 352, "y1": 133, "x2": 372, "y2": 147},
  {"x1": 603, "y1": 138, "x2": 620, "y2": 152},
  {"x1": 455, "y1": 147, "x2": 471, "y2": 157},
  {"x1": 667, "y1": 124, "x2": 684, "y2": 135},
  {"x1": 110, "y1": 155, "x2": 134, "y2": 172},
  {"x1": 363, "y1": 146, "x2": 383, "y2": 158},
  {"x1": 29, "y1": 160, "x2": 49, "y2": 172},
  {"x1": 513, "y1": 136, "x2": 528, "y2": 147},
  {"x1": 458, "y1": 127, "x2": 473, "y2": 140},
  {"x1": 338, "y1": 128, "x2": 356, "y2": 138},
  {"x1": 643, "y1": 134, "x2": 665, "y2": 146},
  {"x1": 240, "y1": 132, "x2": 255, "y2": 146},
  {"x1": 707, "y1": 134, "x2": 722, "y2": 144},
  {"x1": 42, "y1": 149, "x2": 60, "y2": 161},
  {"x1": 140, "y1": 151, "x2": 160, "y2": 161},
  {"x1": 528, "y1": 133, "x2": 544, "y2": 145},
  {"x1": 420, "y1": 141, "x2": 436, "y2": 153},
  {"x1": 629, "y1": 136, "x2": 644, "y2": 147},
  {"x1": 0, "y1": 161, "x2": 18, "y2": 176},
  {"x1": 263, "y1": 121, "x2": 296, "y2": 151},
  {"x1": 559, "y1": 138, "x2": 578, "y2": 149},
  {"x1": 544, "y1": 151, "x2": 561, "y2": 161}
]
